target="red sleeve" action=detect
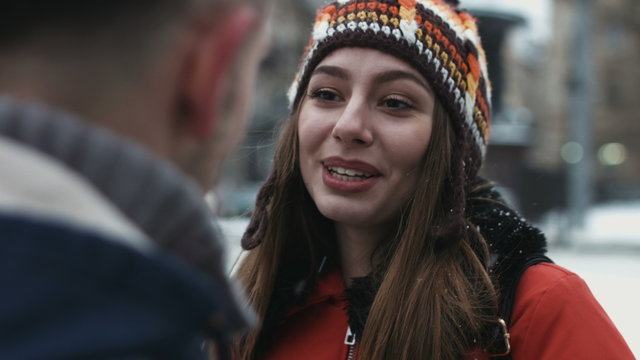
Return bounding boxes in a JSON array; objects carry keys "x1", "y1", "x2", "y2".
[{"x1": 508, "y1": 263, "x2": 634, "y2": 360}]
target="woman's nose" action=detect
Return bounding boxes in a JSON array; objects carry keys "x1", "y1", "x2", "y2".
[{"x1": 330, "y1": 99, "x2": 373, "y2": 147}]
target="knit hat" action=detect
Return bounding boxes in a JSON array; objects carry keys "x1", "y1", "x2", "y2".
[
  {"x1": 242, "y1": 0, "x2": 492, "y2": 250},
  {"x1": 289, "y1": 0, "x2": 491, "y2": 174}
]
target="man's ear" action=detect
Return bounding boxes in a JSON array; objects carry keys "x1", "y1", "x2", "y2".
[{"x1": 180, "y1": 5, "x2": 257, "y2": 140}]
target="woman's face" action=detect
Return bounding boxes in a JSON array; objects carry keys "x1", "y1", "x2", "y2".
[{"x1": 298, "y1": 47, "x2": 435, "y2": 233}]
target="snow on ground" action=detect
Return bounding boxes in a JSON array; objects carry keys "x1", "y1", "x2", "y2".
[
  {"x1": 219, "y1": 217, "x2": 640, "y2": 357},
  {"x1": 581, "y1": 202, "x2": 640, "y2": 244},
  {"x1": 542, "y1": 201, "x2": 640, "y2": 248},
  {"x1": 217, "y1": 217, "x2": 247, "y2": 272}
]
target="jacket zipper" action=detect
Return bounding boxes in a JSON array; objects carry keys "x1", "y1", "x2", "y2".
[{"x1": 345, "y1": 326, "x2": 356, "y2": 360}]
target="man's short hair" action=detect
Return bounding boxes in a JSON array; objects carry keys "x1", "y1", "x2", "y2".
[
  {"x1": 0, "y1": 0, "x2": 240, "y2": 99},
  {"x1": 2, "y1": 2, "x2": 197, "y2": 47}
]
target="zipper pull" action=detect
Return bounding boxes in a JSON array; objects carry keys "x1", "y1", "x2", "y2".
[{"x1": 344, "y1": 325, "x2": 356, "y2": 346}]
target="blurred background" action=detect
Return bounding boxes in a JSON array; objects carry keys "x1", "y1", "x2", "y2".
[{"x1": 215, "y1": 0, "x2": 640, "y2": 355}]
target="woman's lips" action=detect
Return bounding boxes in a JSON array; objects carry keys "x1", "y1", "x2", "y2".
[{"x1": 321, "y1": 157, "x2": 381, "y2": 193}]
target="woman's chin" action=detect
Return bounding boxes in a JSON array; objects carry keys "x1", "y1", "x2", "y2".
[
  {"x1": 317, "y1": 205, "x2": 392, "y2": 233},
  {"x1": 317, "y1": 206, "x2": 369, "y2": 227}
]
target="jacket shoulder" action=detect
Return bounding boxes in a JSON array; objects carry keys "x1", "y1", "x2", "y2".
[
  {"x1": 0, "y1": 214, "x2": 216, "y2": 359},
  {"x1": 508, "y1": 263, "x2": 634, "y2": 359}
]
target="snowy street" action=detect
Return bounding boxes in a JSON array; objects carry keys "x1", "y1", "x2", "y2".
[{"x1": 219, "y1": 218, "x2": 640, "y2": 357}]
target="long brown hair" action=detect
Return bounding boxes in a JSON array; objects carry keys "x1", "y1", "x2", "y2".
[{"x1": 234, "y1": 97, "x2": 499, "y2": 359}]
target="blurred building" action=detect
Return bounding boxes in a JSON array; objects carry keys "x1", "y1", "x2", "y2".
[
  {"x1": 589, "y1": 0, "x2": 640, "y2": 198},
  {"x1": 480, "y1": 0, "x2": 640, "y2": 220}
]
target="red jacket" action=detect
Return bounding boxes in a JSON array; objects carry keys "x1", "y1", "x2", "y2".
[{"x1": 262, "y1": 263, "x2": 634, "y2": 359}]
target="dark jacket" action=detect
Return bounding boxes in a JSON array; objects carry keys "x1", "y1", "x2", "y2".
[
  {"x1": 0, "y1": 214, "x2": 218, "y2": 359},
  {"x1": 0, "y1": 97, "x2": 252, "y2": 359}
]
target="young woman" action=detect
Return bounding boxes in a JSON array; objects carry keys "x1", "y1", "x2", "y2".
[{"x1": 234, "y1": 0, "x2": 634, "y2": 359}]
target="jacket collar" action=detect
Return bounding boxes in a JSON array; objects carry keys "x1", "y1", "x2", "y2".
[
  {"x1": 286, "y1": 266, "x2": 346, "y2": 318},
  {"x1": 0, "y1": 96, "x2": 254, "y2": 335},
  {"x1": 0, "y1": 135, "x2": 152, "y2": 252}
]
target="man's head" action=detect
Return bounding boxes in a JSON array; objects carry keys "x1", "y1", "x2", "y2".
[{"x1": 0, "y1": 0, "x2": 272, "y2": 190}]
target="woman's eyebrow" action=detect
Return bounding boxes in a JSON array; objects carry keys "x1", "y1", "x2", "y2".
[
  {"x1": 311, "y1": 65, "x2": 349, "y2": 80},
  {"x1": 310, "y1": 67, "x2": 431, "y2": 94},
  {"x1": 374, "y1": 70, "x2": 431, "y2": 94}
]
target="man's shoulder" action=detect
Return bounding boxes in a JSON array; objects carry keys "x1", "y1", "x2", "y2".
[{"x1": 0, "y1": 212, "x2": 218, "y2": 359}]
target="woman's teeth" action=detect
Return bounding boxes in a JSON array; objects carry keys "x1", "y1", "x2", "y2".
[{"x1": 327, "y1": 166, "x2": 373, "y2": 181}]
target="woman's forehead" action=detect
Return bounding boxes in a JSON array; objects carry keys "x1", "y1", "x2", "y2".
[
  {"x1": 312, "y1": 47, "x2": 433, "y2": 93},
  {"x1": 316, "y1": 47, "x2": 417, "y2": 74}
]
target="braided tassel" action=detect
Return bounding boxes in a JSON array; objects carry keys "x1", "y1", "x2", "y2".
[{"x1": 241, "y1": 169, "x2": 277, "y2": 250}]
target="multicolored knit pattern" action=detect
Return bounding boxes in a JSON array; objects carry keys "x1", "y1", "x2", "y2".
[{"x1": 287, "y1": 0, "x2": 492, "y2": 172}]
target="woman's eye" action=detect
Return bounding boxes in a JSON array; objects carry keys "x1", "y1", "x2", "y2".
[
  {"x1": 309, "y1": 89, "x2": 341, "y2": 102},
  {"x1": 380, "y1": 97, "x2": 413, "y2": 110}
]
